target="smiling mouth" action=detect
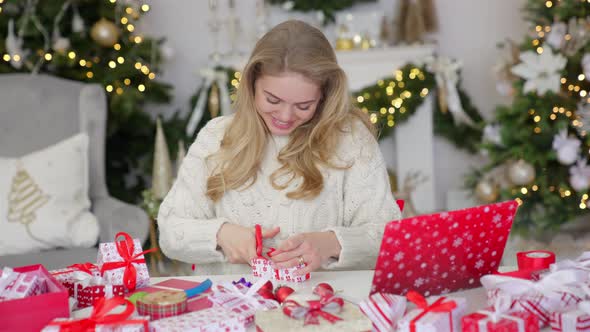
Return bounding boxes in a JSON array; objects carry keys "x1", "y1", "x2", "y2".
[{"x1": 271, "y1": 117, "x2": 293, "y2": 129}]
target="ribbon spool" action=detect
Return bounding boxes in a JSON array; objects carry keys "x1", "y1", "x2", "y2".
[
  {"x1": 136, "y1": 279, "x2": 212, "y2": 320},
  {"x1": 517, "y1": 250, "x2": 556, "y2": 271}
]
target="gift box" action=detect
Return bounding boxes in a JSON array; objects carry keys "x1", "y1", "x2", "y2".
[
  {"x1": 255, "y1": 293, "x2": 372, "y2": 332},
  {"x1": 251, "y1": 225, "x2": 310, "y2": 283},
  {"x1": 73, "y1": 276, "x2": 126, "y2": 309},
  {"x1": 97, "y1": 232, "x2": 154, "y2": 291},
  {"x1": 208, "y1": 279, "x2": 279, "y2": 325},
  {"x1": 397, "y1": 291, "x2": 467, "y2": 332},
  {"x1": 549, "y1": 301, "x2": 590, "y2": 331},
  {"x1": 462, "y1": 310, "x2": 539, "y2": 332},
  {"x1": 42, "y1": 297, "x2": 149, "y2": 332},
  {"x1": 359, "y1": 293, "x2": 407, "y2": 332},
  {"x1": 481, "y1": 270, "x2": 586, "y2": 326},
  {"x1": 0, "y1": 271, "x2": 45, "y2": 300},
  {"x1": 0, "y1": 267, "x2": 20, "y2": 295},
  {"x1": 50, "y1": 263, "x2": 101, "y2": 297},
  {"x1": 128, "y1": 278, "x2": 213, "y2": 314},
  {"x1": 149, "y1": 307, "x2": 246, "y2": 332},
  {"x1": 0, "y1": 265, "x2": 69, "y2": 332}
]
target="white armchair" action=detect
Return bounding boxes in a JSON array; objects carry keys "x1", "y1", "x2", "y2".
[{"x1": 0, "y1": 74, "x2": 149, "y2": 269}]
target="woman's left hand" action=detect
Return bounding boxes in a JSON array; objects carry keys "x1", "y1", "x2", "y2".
[{"x1": 269, "y1": 232, "x2": 342, "y2": 276}]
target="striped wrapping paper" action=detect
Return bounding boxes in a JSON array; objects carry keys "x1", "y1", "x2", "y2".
[{"x1": 358, "y1": 293, "x2": 406, "y2": 332}]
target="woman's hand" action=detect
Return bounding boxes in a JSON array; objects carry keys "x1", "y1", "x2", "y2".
[
  {"x1": 217, "y1": 223, "x2": 280, "y2": 264},
  {"x1": 269, "y1": 231, "x2": 342, "y2": 276}
]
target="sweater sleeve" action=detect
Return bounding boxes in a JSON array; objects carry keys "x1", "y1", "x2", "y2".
[
  {"x1": 156, "y1": 117, "x2": 231, "y2": 264},
  {"x1": 323, "y1": 122, "x2": 402, "y2": 270}
]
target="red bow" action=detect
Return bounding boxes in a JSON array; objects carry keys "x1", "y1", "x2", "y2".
[
  {"x1": 100, "y1": 232, "x2": 157, "y2": 291},
  {"x1": 282, "y1": 295, "x2": 344, "y2": 326},
  {"x1": 406, "y1": 291, "x2": 456, "y2": 332},
  {"x1": 48, "y1": 297, "x2": 135, "y2": 331},
  {"x1": 68, "y1": 263, "x2": 98, "y2": 275}
]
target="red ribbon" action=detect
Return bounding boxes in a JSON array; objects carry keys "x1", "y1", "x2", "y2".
[
  {"x1": 47, "y1": 297, "x2": 138, "y2": 331},
  {"x1": 99, "y1": 232, "x2": 157, "y2": 291},
  {"x1": 517, "y1": 250, "x2": 555, "y2": 270},
  {"x1": 282, "y1": 295, "x2": 344, "y2": 326},
  {"x1": 406, "y1": 291, "x2": 456, "y2": 332},
  {"x1": 51, "y1": 262, "x2": 98, "y2": 277},
  {"x1": 255, "y1": 224, "x2": 263, "y2": 258}
]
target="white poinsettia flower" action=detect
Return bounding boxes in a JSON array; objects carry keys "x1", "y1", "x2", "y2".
[
  {"x1": 546, "y1": 21, "x2": 566, "y2": 49},
  {"x1": 511, "y1": 46, "x2": 567, "y2": 95}
]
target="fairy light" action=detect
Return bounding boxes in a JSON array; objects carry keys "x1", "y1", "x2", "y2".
[
  {"x1": 565, "y1": 34, "x2": 572, "y2": 41},
  {"x1": 559, "y1": 107, "x2": 565, "y2": 113},
  {"x1": 134, "y1": 36, "x2": 143, "y2": 43},
  {"x1": 380, "y1": 107, "x2": 387, "y2": 115},
  {"x1": 370, "y1": 113, "x2": 377, "y2": 123},
  {"x1": 12, "y1": 54, "x2": 20, "y2": 62},
  {"x1": 116, "y1": 87, "x2": 124, "y2": 95},
  {"x1": 388, "y1": 107, "x2": 395, "y2": 114},
  {"x1": 521, "y1": 187, "x2": 528, "y2": 194},
  {"x1": 127, "y1": 24, "x2": 135, "y2": 32},
  {"x1": 2, "y1": 54, "x2": 11, "y2": 62},
  {"x1": 79, "y1": 59, "x2": 87, "y2": 66},
  {"x1": 141, "y1": 65, "x2": 149, "y2": 75},
  {"x1": 117, "y1": 56, "x2": 124, "y2": 64},
  {"x1": 121, "y1": 17, "x2": 128, "y2": 24},
  {"x1": 515, "y1": 198, "x2": 523, "y2": 206},
  {"x1": 357, "y1": 96, "x2": 364, "y2": 103},
  {"x1": 566, "y1": 110, "x2": 573, "y2": 117},
  {"x1": 148, "y1": 73, "x2": 156, "y2": 80},
  {"x1": 533, "y1": 115, "x2": 541, "y2": 122},
  {"x1": 579, "y1": 74, "x2": 585, "y2": 81},
  {"x1": 535, "y1": 25, "x2": 542, "y2": 32},
  {"x1": 553, "y1": 106, "x2": 559, "y2": 113},
  {"x1": 109, "y1": 0, "x2": 116, "y2": 3},
  {"x1": 86, "y1": 71, "x2": 94, "y2": 79},
  {"x1": 125, "y1": 7, "x2": 133, "y2": 14},
  {"x1": 532, "y1": 185, "x2": 539, "y2": 191},
  {"x1": 141, "y1": 4, "x2": 150, "y2": 12},
  {"x1": 398, "y1": 82, "x2": 405, "y2": 88},
  {"x1": 134, "y1": 62, "x2": 142, "y2": 70},
  {"x1": 386, "y1": 86, "x2": 394, "y2": 96},
  {"x1": 420, "y1": 88, "x2": 429, "y2": 97},
  {"x1": 546, "y1": 0, "x2": 553, "y2": 7},
  {"x1": 44, "y1": 53, "x2": 52, "y2": 61},
  {"x1": 580, "y1": 203, "x2": 586, "y2": 209},
  {"x1": 106, "y1": 85, "x2": 114, "y2": 92},
  {"x1": 536, "y1": 47, "x2": 544, "y2": 54},
  {"x1": 550, "y1": 114, "x2": 557, "y2": 120},
  {"x1": 575, "y1": 86, "x2": 581, "y2": 92},
  {"x1": 532, "y1": 39, "x2": 540, "y2": 46},
  {"x1": 534, "y1": 127, "x2": 541, "y2": 133},
  {"x1": 400, "y1": 107, "x2": 406, "y2": 114},
  {"x1": 538, "y1": 31, "x2": 545, "y2": 38},
  {"x1": 545, "y1": 26, "x2": 551, "y2": 32},
  {"x1": 581, "y1": 90, "x2": 587, "y2": 97},
  {"x1": 114, "y1": 43, "x2": 121, "y2": 50},
  {"x1": 108, "y1": 61, "x2": 116, "y2": 68},
  {"x1": 568, "y1": 84, "x2": 575, "y2": 91},
  {"x1": 138, "y1": 84, "x2": 145, "y2": 92}
]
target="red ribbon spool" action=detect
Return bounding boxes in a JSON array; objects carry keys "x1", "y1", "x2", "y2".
[{"x1": 517, "y1": 250, "x2": 555, "y2": 271}]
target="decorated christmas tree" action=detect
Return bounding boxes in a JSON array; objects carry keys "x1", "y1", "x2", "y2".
[
  {"x1": 469, "y1": 0, "x2": 590, "y2": 230},
  {"x1": 0, "y1": 0, "x2": 185, "y2": 202}
]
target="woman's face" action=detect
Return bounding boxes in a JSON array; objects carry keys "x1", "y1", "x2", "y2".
[{"x1": 254, "y1": 71, "x2": 322, "y2": 136}]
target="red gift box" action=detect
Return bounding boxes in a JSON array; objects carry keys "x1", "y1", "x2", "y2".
[
  {"x1": 462, "y1": 310, "x2": 539, "y2": 332},
  {"x1": 73, "y1": 278, "x2": 126, "y2": 309},
  {"x1": 50, "y1": 262, "x2": 101, "y2": 297},
  {"x1": 0, "y1": 264, "x2": 69, "y2": 332}
]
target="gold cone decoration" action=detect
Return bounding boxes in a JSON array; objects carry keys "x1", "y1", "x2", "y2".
[
  {"x1": 176, "y1": 140, "x2": 186, "y2": 176},
  {"x1": 7, "y1": 162, "x2": 50, "y2": 225},
  {"x1": 152, "y1": 118, "x2": 173, "y2": 200},
  {"x1": 208, "y1": 83, "x2": 220, "y2": 118}
]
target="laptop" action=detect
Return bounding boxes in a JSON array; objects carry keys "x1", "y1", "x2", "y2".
[{"x1": 370, "y1": 200, "x2": 518, "y2": 297}]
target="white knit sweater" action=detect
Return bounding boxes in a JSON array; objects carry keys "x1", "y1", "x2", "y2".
[{"x1": 157, "y1": 115, "x2": 401, "y2": 275}]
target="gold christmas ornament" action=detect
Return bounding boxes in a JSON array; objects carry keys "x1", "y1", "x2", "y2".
[
  {"x1": 507, "y1": 159, "x2": 536, "y2": 186},
  {"x1": 152, "y1": 118, "x2": 173, "y2": 200},
  {"x1": 475, "y1": 179, "x2": 499, "y2": 203},
  {"x1": 90, "y1": 18, "x2": 120, "y2": 47}
]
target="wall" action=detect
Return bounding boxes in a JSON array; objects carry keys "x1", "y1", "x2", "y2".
[{"x1": 140, "y1": 0, "x2": 529, "y2": 211}]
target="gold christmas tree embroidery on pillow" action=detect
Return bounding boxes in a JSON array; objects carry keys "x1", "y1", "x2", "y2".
[{"x1": 7, "y1": 161, "x2": 50, "y2": 242}]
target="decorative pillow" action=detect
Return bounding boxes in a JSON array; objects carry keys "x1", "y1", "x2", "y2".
[{"x1": 0, "y1": 133, "x2": 99, "y2": 255}]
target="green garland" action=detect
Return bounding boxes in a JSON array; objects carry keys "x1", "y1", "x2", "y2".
[
  {"x1": 266, "y1": 0, "x2": 377, "y2": 24},
  {"x1": 354, "y1": 64, "x2": 484, "y2": 152}
]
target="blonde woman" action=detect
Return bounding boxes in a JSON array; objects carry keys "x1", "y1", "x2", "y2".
[{"x1": 157, "y1": 20, "x2": 402, "y2": 276}]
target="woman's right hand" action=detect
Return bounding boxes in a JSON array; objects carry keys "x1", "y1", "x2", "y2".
[{"x1": 216, "y1": 223, "x2": 280, "y2": 264}]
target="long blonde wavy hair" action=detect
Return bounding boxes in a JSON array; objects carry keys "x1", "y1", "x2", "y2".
[{"x1": 206, "y1": 20, "x2": 374, "y2": 202}]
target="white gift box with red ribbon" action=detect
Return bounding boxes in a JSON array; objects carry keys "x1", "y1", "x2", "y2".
[{"x1": 359, "y1": 293, "x2": 406, "y2": 332}]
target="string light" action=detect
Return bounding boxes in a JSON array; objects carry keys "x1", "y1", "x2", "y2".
[
  {"x1": 138, "y1": 84, "x2": 146, "y2": 92},
  {"x1": 532, "y1": 39, "x2": 540, "y2": 46},
  {"x1": 546, "y1": 0, "x2": 553, "y2": 7},
  {"x1": 140, "y1": 65, "x2": 149, "y2": 74},
  {"x1": 550, "y1": 114, "x2": 557, "y2": 120},
  {"x1": 579, "y1": 74, "x2": 585, "y2": 81},
  {"x1": 521, "y1": 187, "x2": 528, "y2": 194},
  {"x1": 108, "y1": 61, "x2": 116, "y2": 68},
  {"x1": 117, "y1": 56, "x2": 124, "y2": 64},
  {"x1": 125, "y1": 7, "x2": 133, "y2": 14},
  {"x1": 68, "y1": 51, "x2": 76, "y2": 59},
  {"x1": 536, "y1": 47, "x2": 544, "y2": 54},
  {"x1": 134, "y1": 36, "x2": 142, "y2": 43},
  {"x1": 2, "y1": 54, "x2": 10, "y2": 61},
  {"x1": 532, "y1": 185, "x2": 539, "y2": 191},
  {"x1": 148, "y1": 73, "x2": 156, "y2": 80},
  {"x1": 420, "y1": 88, "x2": 429, "y2": 97},
  {"x1": 79, "y1": 59, "x2": 87, "y2": 66},
  {"x1": 106, "y1": 85, "x2": 114, "y2": 92},
  {"x1": 121, "y1": 17, "x2": 128, "y2": 24},
  {"x1": 388, "y1": 107, "x2": 395, "y2": 114},
  {"x1": 109, "y1": 0, "x2": 116, "y2": 3},
  {"x1": 565, "y1": 34, "x2": 572, "y2": 41},
  {"x1": 12, "y1": 54, "x2": 20, "y2": 62},
  {"x1": 86, "y1": 71, "x2": 94, "y2": 79},
  {"x1": 44, "y1": 53, "x2": 52, "y2": 61},
  {"x1": 134, "y1": 62, "x2": 142, "y2": 70},
  {"x1": 534, "y1": 127, "x2": 541, "y2": 133},
  {"x1": 357, "y1": 96, "x2": 364, "y2": 103},
  {"x1": 116, "y1": 87, "x2": 124, "y2": 95},
  {"x1": 114, "y1": 43, "x2": 121, "y2": 50},
  {"x1": 515, "y1": 198, "x2": 523, "y2": 206},
  {"x1": 127, "y1": 24, "x2": 135, "y2": 32},
  {"x1": 535, "y1": 25, "x2": 542, "y2": 32},
  {"x1": 141, "y1": 4, "x2": 150, "y2": 12},
  {"x1": 533, "y1": 115, "x2": 541, "y2": 122},
  {"x1": 124, "y1": 78, "x2": 131, "y2": 85},
  {"x1": 561, "y1": 77, "x2": 567, "y2": 84}
]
